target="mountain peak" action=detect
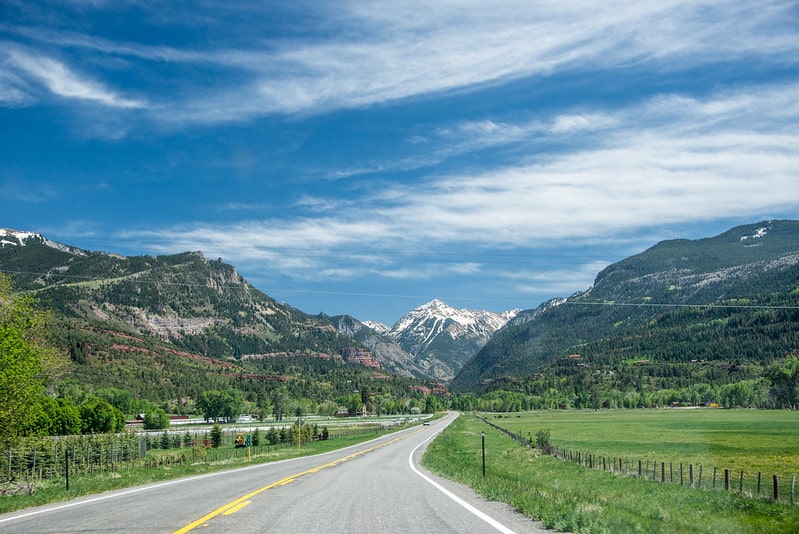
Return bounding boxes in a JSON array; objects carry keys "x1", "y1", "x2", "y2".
[
  {"x1": 1, "y1": 228, "x2": 42, "y2": 245},
  {"x1": 0, "y1": 229, "x2": 86, "y2": 256},
  {"x1": 362, "y1": 320, "x2": 391, "y2": 335},
  {"x1": 388, "y1": 298, "x2": 519, "y2": 381}
]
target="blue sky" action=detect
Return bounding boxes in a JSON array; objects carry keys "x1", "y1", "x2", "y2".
[{"x1": 2, "y1": 1, "x2": 798, "y2": 326}]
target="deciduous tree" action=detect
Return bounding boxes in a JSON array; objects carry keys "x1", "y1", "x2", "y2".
[{"x1": 0, "y1": 273, "x2": 68, "y2": 444}]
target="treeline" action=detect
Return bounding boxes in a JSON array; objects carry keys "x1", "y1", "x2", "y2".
[{"x1": 451, "y1": 355, "x2": 799, "y2": 412}]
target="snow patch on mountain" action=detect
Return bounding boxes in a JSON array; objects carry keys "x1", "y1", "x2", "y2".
[
  {"x1": 0, "y1": 229, "x2": 87, "y2": 256},
  {"x1": 385, "y1": 299, "x2": 520, "y2": 381},
  {"x1": 362, "y1": 320, "x2": 390, "y2": 335},
  {"x1": 741, "y1": 222, "x2": 771, "y2": 243},
  {"x1": 391, "y1": 298, "x2": 517, "y2": 337},
  {"x1": 1, "y1": 229, "x2": 41, "y2": 246}
]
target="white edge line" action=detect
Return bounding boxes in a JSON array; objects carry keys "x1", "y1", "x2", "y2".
[
  {"x1": 0, "y1": 424, "x2": 422, "y2": 525},
  {"x1": 408, "y1": 414, "x2": 518, "y2": 534}
]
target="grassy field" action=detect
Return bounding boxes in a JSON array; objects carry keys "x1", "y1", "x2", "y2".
[
  {"x1": 482, "y1": 408, "x2": 799, "y2": 477},
  {"x1": 421, "y1": 411, "x2": 799, "y2": 533}
]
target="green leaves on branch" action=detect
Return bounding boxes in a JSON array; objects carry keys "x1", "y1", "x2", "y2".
[
  {"x1": 198, "y1": 389, "x2": 244, "y2": 422},
  {"x1": 0, "y1": 273, "x2": 68, "y2": 445}
]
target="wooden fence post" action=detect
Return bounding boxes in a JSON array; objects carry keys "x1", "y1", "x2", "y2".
[
  {"x1": 725, "y1": 469, "x2": 730, "y2": 491},
  {"x1": 661, "y1": 462, "x2": 666, "y2": 483},
  {"x1": 638, "y1": 460, "x2": 642, "y2": 478},
  {"x1": 773, "y1": 475, "x2": 779, "y2": 502}
]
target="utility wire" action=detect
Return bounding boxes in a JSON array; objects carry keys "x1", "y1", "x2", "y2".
[{"x1": 3, "y1": 268, "x2": 798, "y2": 311}]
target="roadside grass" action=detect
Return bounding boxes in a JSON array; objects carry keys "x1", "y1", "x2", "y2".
[
  {"x1": 421, "y1": 413, "x2": 799, "y2": 533},
  {"x1": 0, "y1": 425, "x2": 405, "y2": 515}
]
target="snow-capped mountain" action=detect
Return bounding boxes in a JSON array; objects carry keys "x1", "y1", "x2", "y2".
[
  {"x1": 0, "y1": 229, "x2": 86, "y2": 255},
  {"x1": 362, "y1": 320, "x2": 391, "y2": 335},
  {"x1": 386, "y1": 299, "x2": 519, "y2": 382}
]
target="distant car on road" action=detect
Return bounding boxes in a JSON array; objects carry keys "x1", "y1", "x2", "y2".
[{"x1": 422, "y1": 421, "x2": 431, "y2": 426}]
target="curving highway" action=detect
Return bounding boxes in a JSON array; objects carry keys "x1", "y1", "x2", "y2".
[{"x1": 0, "y1": 412, "x2": 547, "y2": 533}]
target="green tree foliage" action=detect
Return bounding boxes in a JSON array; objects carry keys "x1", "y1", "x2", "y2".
[
  {"x1": 768, "y1": 356, "x2": 799, "y2": 409},
  {"x1": 210, "y1": 423, "x2": 223, "y2": 448},
  {"x1": 265, "y1": 427, "x2": 279, "y2": 445},
  {"x1": 27, "y1": 397, "x2": 82, "y2": 436},
  {"x1": 95, "y1": 387, "x2": 135, "y2": 414},
  {"x1": 79, "y1": 397, "x2": 125, "y2": 434},
  {"x1": 0, "y1": 273, "x2": 68, "y2": 445},
  {"x1": 424, "y1": 394, "x2": 439, "y2": 414},
  {"x1": 271, "y1": 386, "x2": 289, "y2": 421},
  {"x1": 143, "y1": 408, "x2": 170, "y2": 430},
  {"x1": 360, "y1": 385, "x2": 373, "y2": 413},
  {"x1": 198, "y1": 389, "x2": 243, "y2": 422}
]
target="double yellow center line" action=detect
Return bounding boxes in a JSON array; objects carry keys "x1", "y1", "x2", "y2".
[{"x1": 174, "y1": 429, "x2": 422, "y2": 533}]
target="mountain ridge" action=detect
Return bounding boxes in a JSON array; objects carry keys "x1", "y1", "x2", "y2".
[
  {"x1": 450, "y1": 219, "x2": 799, "y2": 392},
  {"x1": 0, "y1": 229, "x2": 431, "y2": 407}
]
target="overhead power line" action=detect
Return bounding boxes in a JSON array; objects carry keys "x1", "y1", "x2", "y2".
[
  {"x1": 568, "y1": 301, "x2": 799, "y2": 310},
  {"x1": 3, "y1": 268, "x2": 798, "y2": 311}
]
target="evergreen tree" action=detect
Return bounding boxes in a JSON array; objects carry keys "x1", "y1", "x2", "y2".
[
  {"x1": 160, "y1": 431, "x2": 171, "y2": 449},
  {"x1": 210, "y1": 423, "x2": 223, "y2": 448}
]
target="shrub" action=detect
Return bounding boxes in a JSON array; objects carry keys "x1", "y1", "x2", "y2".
[{"x1": 535, "y1": 428, "x2": 553, "y2": 454}]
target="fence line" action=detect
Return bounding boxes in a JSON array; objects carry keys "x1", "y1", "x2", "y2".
[
  {"x1": 475, "y1": 415, "x2": 797, "y2": 507},
  {"x1": 0, "y1": 424, "x2": 384, "y2": 492}
]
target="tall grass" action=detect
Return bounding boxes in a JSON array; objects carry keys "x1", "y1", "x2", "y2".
[{"x1": 422, "y1": 412, "x2": 799, "y2": 533}]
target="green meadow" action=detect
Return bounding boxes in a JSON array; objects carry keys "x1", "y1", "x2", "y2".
[
  {"x1": 422, "y1": 410, "x2": 799, "y2": 533},
  {"x1": 484, "y1": 409, "x2": 799, "y2": 476}
]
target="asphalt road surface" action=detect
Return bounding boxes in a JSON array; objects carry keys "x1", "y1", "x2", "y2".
[{"x1": 0, "y1": 412, "x2": 549, "y2": 533}]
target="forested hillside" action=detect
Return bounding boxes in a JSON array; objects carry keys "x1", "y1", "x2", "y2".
[
  {"x1": 0, "y1": 231, "x2": 435, "y2": 423},
  {"x1": 451, "y1": 220, "x2": 799, "y2": 409}
]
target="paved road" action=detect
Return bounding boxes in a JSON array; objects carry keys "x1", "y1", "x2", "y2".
[{"x1": 0, "y1": 412, "x2": 548, "y2": 533}]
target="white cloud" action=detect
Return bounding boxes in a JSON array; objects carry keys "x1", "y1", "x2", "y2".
[
  {"x1": 507, "y1": 260, "x2": 613, "y2": 297},
  {"x1": 9, "y1": 1, "x2": 796, "y2": 121},
  {"x1": 118, "y1": 82, "x2": 799, "y2": 281},
  {"x1": 5, "y1": 49, "x2": 145, "y2": 108}
]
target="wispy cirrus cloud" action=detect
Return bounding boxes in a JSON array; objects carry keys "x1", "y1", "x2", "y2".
[
  {"x1": 116, "y1": 82, "x2": 799, "y2": 281},
  {"x1": 4, "y1": 1, "x2": 797, "y2": 123},
  {"x1": 162, "y1": 0, "x2": 799, "y2": 122},
  {"x1": 5, "y1": 48, "x2": 146, "y2": 108}
]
